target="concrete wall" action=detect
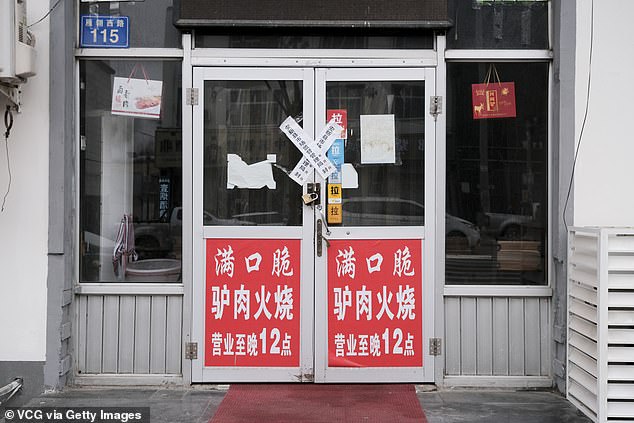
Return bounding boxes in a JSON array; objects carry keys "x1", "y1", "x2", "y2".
[
  {"x1": 0, "y1": 0, "x2": 53, "y2": 406},
  {"x1": 0, "y1": 0, "x2": 50, "y2": 363},
  {"x1": 574, "y1": 0, "x2": 634, "y2": 227}
]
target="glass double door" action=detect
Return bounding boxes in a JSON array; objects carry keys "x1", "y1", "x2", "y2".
[{"x1": 192, "y1": 67, "x2": 435, "y2": 383}]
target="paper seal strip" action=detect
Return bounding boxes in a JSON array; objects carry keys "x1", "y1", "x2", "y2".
[{"x1": 280, "y1": 117, "x2": 339, "y2": 182}]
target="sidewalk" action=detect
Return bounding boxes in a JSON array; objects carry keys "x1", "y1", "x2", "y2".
[{"x1": 14, "y1": 385, "x2": 591, "y2": 423}]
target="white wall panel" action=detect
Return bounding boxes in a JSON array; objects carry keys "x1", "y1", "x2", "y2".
[
  {"x1": 492, "y1": 298, "x2": 509, "y2": 376},
  {"x1": 0, "y1": 1, "x2": 51, "y2": 362},
  {"x1": 574, "y1": 1, "x2": 634, "y2": 227},
  {"x1": 76, "y1": 294, "x2": 182, "y2": 375},
  {"x1": 444, "y1": 296, "x2": 551, "y2": 378}
]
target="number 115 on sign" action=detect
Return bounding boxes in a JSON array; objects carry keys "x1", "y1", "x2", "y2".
[{"x1": 80, "y1": 16, "x2": 129, "y2": 48}]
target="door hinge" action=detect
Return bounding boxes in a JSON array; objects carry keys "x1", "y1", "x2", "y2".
[
  {"x1": 429, "y1": 338, "x2": 442, "y2": 356},
  {"x1": 185, "y1": 342, "x2": 198, "y2": 360},
  {"x1": 430, "y1": 96, "x2": 442, "y2": 120},
  {"x1": 186, "y1": 88, "x2": 199, "y2": 106}
]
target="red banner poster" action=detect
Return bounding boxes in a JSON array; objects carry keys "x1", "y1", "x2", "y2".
[
  {"x1": 328, "y1": 239, "x2": 423, "y2": 367},
  {"x1": 205, "y1": 239, "x2": 301, "y2": 367},
  {"x1": 471, "y1": 82, "x2": 517, "y2": 119}
]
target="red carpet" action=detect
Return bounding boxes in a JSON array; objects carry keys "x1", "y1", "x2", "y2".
[{"x1": 210, "y1": 384, "x2": 427, "y2": 423}]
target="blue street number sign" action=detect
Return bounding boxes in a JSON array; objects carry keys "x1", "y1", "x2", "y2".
[{"x1": 80, "y1": 16, "x2": 129, "y2": 48}]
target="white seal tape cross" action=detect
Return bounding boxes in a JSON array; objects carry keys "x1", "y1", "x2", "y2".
[{"x1": 280, "y1": 116, "x2": 342, "y2": 185}]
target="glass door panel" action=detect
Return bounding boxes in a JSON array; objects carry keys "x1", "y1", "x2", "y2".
[
  {"x1": 314, "y1": 68, "x2": 436, "y2": 383},
  {"x1": 325, "y1": 80, "x2": 426, "y2": 226},
  {"x1": 192, "y1": 67, "x2": 315, "y2": 382},
  {"x1": 202, "y1": 80, "x2": 304, "y2": 227}
]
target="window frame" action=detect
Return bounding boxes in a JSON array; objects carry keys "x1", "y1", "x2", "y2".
[
  {"x1": 441, "y1": 48, "x2": 553, "y2": 294},
  {"x1": 75, "y1": 0, "x2": 185, "y2": 286}
]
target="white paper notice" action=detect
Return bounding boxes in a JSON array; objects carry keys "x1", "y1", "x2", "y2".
[
  {"x1": 288, "y1": 118, "x2": 342, "y2": 186},
  {"x1": 279, "y1": 117, "x2": 336, "y2": 181},
  {"x1": 360, "y1": 114, "x2": 396, "y2": 164},
  {"x1": 342, "y1": 163, "x2": 359, "y2": 189},
  {"x1": 227, "y1": 154, "x2": 276, "y2": 189},
  {"x1": 112, "y1": 77, "x2": 163, "y2": 120}
]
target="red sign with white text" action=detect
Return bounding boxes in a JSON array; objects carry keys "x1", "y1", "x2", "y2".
[
  {"x1": 205, "y1": 239, "x2": 300, "y2": 367},
  {"x1": 326, "y1": 109, "x2": 348, "y2": 139},
  {"x1": 328, "y1": 239, "x2": 423, "y2": 367},
  {"x1": 472, "y1": 82, "x2": 517, "y2": 119}
]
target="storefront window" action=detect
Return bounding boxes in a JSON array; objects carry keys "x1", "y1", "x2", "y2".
[
  {"x1": 447, "y1": 0, "x2": 549, "y2": 49},
  {"x1": 446, "y1": 62, "x2": 548, "y2": 285},
  {"x1": 79, "y1": 0, "x2": 181, "y2": 48},
  {"x1": 79, "y1": 60, "x2": 182, "y2": 282}
]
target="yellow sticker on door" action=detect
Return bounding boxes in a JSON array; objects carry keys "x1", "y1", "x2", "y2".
[
  {"x1": 327, "y1": 184, "x2": 342, "y2": 204},
  {"x1": 327, "y1": 204, "x2": 343, "y2": 224}
]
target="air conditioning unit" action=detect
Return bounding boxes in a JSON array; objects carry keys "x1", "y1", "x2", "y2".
[{"x1": 0, "y1": 0, "x2": 37, "y2": 83}]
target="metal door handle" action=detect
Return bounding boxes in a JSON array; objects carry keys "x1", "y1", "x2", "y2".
[
  {"x1": 316, "y1": 219, "x2": 330, "y2": 257},
  {"x1": 316, "y1": 205, "x2": 331, "y2": 235}
]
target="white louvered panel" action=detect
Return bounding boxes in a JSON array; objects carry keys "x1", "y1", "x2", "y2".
[
  {"x1": 609, "y1": 255, "x2": 634, "y2": 271},
  {"x1": 569, "y1": 283, "x2": 598, "y2": 306},
  {"x1": 567, "y1": 228, "x2": 634, "y2": 423},
  {"x1": 607, "y1": 365, "x2": 634, "y2": 381},
  {"x1": 571, "y1": 252, "x2": 598, "y2": 272},
  {"x1": 569, "y1": 315, "x2": 597, "y2": 341},
  {"x1": 571, "y1": 266, "x2": 598, "y2": 288},
  {"x1": 608, "y1": 234, "x2": 634, "y2": 252},
  {"x1": 568, "y1": 363, "x2": 598, "y2": 395},
  {"x1": 568, "y1": 346, "x2": 597, "y2": 378},
  {"x1": 608, "y1": 328, "x2": 634, "y2": 344},
  {"x1": 569, "y1": 297, "x2": 598, "y2": 325},
  {"x1": 609, "y1": 310, "x2": 634, "y2": 325},
  {"x1": 608, "y1": 346, "x2": 634, "y2": 362},
  {"x1": 608, "y1": 291, "x2": 634, "y2": 307},
  {"x1": 608, "y1": 401, "x2": 634, "y2": 419},
  {"x1": 573, "y1": 233, "x2": 599, "y2": 250},
  {"x1": 608, "y1": 273, "x2": 634, "y2": 289},
  {"x1": 568, "y1": 379, "x2": 598, "y2": 414},
  {"x1": 608, "y1": 384, "x2": 634, "y2": 400},
  {"x1": 572, "y1": 233, "x2": 599, "y2": 253}
]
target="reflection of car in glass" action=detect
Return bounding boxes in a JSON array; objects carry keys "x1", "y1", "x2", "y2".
[
  {"x1": 342, "y1": 197, "x2": 480, "y2": 249},
  {"x1": 483, "y1": 209, "x2": 542, "y2": 240},
  {"x1": 230, "y1": 211, "x2": 287, "y2": 226}
]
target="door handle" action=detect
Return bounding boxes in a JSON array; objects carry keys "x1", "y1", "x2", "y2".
[
  {"x1": 316, "y1": 205, "x2": 331, "y2": 235},
  {"x1": 316, "y1": 218, "x2": 330, "y2": 257}
]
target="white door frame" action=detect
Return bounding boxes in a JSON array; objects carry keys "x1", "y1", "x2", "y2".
[
  {"x1": 189, "y1": 62, "x2": 438, "y2": 384},
  {"x1": 191, "y1": 67, "x2": 316, "y2": 382},
  {"x1": 314, "y1": 67, "x2": 436, "y2": 383}
]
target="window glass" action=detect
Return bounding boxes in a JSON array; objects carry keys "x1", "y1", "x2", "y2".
[
  {"x1": 79, "y1": 1, "x2": 181, "y2": 48},
  {"x1": 447, "y1": 0, "x2": 549, "y2": 49},
  {"x1": 80, "y1": 60, "x2": 182, "y2": 282},
  {"x1": 326, "y1": 80, "x2": 426, "y2": 227},
  {"x1": 202, "y1": 80, "x2": 304, "y2": 226},
  {"x1": 446, "y1": 62, "x2": 548, "y2": 285},
  {"x1": 196, "y1": 31, "x2": 433, "y2": 49}
]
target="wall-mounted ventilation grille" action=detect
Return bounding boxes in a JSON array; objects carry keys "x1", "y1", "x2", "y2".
[{"x1": 568, "y1": 228, "x2": 634, "y2": 422}]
